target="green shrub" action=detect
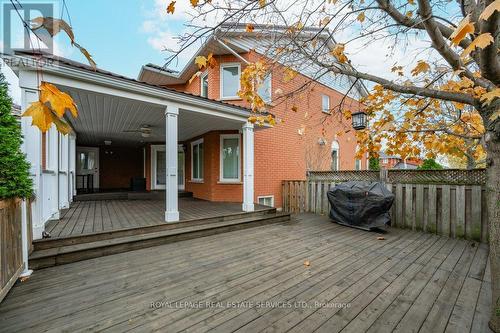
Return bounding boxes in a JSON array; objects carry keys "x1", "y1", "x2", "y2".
[
  {"x1": 0, "y1": 72, "x2": 33, "y2": 199},
  {"x1": 369, "y1": 157, "x2": 380, "y2": 171},
  {"x1": 418, "y1": 159, "x2": 444, "y2": 170}
]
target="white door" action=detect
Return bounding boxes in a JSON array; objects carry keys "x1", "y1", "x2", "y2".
[
  {"x1": 151, "y1": 145, "x2": 185, "y2": 190},
  {"x1": 76, "y1": 147, "x2": 99, "y2": 190}
]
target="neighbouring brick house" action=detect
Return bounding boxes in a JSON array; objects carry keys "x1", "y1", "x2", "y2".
[
  {"x1": 379, "y1": 152, "x2": 423, "y2": 169},
  {"x1": 138, "y1": 24, "x2": 368, "y2": 208}
]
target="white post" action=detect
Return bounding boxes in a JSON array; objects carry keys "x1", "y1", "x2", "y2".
[
  {"x1": 242, "y1": 122, "x2": 255, "y2": 212},
  {"x1": 19, "y1": 71, "x2": 40, "y2": 275},
  {"x1": 165, "y1": 104, "x2": 179, "y2": 222}
]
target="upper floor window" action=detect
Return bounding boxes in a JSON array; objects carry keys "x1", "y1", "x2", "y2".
[
  {"x1": 220, "y1": 63, "x2": 241, "y2": 99},
  {"x1": 322, "y1": 95, "x2": 330, "y2": 113},
  {"x1": 200, "y1": 72, "x2": 208, "y2": 98},
  {"x1": 257, "y1": 74, "x2": 272, "y2": 103}
]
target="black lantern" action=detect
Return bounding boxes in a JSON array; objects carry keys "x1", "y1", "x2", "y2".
[{"x1": 351, "y1": 111, "x2": 367, "y2": 130}]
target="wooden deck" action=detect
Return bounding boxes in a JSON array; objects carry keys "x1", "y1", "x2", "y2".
[
  {"x1": 44, "y1": 198, "x2": 270, "y2": 238},
  {"x1": 0, "y1": 214, "x2": 492, "y2": 332}
]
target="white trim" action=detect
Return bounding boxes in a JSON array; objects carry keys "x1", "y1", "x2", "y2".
[
  {"x1": 257, "y1": 195, "x2": 274, "y2": 207},
  {"x1": 200, "y1": 71, "x2": 208, "y2": 98},
  {"x1": 8, "y1": 54, "x2": 252, "y2": 121},
  {"x1": 331, "y1": 140, "x2": 340, "y2": 171},
  {"x1": 219, "y1": 134, "x2": 241, "y2": 182},
  {"x1": 178, "y1": 147, "x2": 185, "y2": 190},
  {"x1": 151, "y1": 145, "x2": 166, "y2": 190},
  {"x1": 242, "y1": 122, "x2": 254, "y2": 212},
  {"x1": 220, "y1": 63, "x2": 242, "y2": 100},
  {"x1": 191, "y1": 138, "x2": 204, "y2": 182},
  {"x1": 322, "y1": 94, "x2": 330, "y2": 114}
]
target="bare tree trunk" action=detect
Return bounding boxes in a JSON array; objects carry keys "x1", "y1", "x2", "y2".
[{"x1": 484, "y1": 102, "x2": 500, "y2": 332}]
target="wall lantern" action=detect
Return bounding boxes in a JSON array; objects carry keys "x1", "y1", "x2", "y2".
[{"x1": 351, "y1": 111, "x2": 367, "y2": 130}]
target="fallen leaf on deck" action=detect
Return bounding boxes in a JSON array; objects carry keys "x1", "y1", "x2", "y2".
[
  {"x1": 304, "y1": 260, "x2": 310, "y2": 267},
  {"x1": 377, "y1": 236, "x2": 385, "y2": 240}
]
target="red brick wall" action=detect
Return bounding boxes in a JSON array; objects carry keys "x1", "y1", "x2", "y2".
[
  {"x1": 99, "y1": 146, "x2": 144, "y2": 190},
  {"x1": 164, "y1": 51, "x2": 365, "y2": 208},
  {"x1": 184, "y1": 130, "x2": 243, "y2": 202}
]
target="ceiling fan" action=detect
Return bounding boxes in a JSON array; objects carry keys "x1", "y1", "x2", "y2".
[{"x1": 123, "y1": 125, "x2": 153, "y2": 138}]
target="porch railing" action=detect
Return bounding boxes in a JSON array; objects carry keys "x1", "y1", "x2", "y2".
[{"x1": 282, "y1": 169, "x2": 488, "y2": 243}]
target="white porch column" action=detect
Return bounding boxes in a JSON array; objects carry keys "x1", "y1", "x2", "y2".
[
  {"x1": 19, "y1": 72, "x2": 40, "y2": 276},
  {"x1": 242, "y1": 122, "x2": 255, "y2": 212},
  {"x1": 165, "y1": 104, "x2": 179, "y2": 222}
]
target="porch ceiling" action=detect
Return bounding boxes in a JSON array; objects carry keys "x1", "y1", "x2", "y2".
[{"x1": 62, "y1": 86, "x2": 245, "y2": 146}]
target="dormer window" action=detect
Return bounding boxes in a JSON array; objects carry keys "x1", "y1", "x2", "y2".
[
  {"x1": 201, "y1": 72, "x2": 208, "y2": 98},
  {"x1": 220, "y1": 63, "x2": 241, "y2": 99}
]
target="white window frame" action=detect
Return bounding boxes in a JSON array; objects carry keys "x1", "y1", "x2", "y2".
[
  {"x1": 258, "y1": 73, "x2": 272, "y2": 103},
  {"x1": 322, "y1": 94, "x2": 330, "y2": 114},
  {"x1": 220, "y1": 63, "x2": 241, "y2": 100},
  {"x1": 219, "y1": 134, "x2": 241, "y2": 183},
  {"x1": 191, "y1": 138, "x2": 204, "y2": 182},
  {"x1": 257, "y1": 195, "x2": 274, "y2": 207},
  {"x1": 151, "y1": 145, "x2": 166, "y2": 190},
  {"x1": 200, "y1": 71, "x2": 208, "y2": 98},
  {"x1": 331, "y1": 140, "x2": 340, "y2": 171}
]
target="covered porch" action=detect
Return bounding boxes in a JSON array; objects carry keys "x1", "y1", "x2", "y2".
[{"x1": 12, "y1": 52, "x2": 260, "y2": 243}]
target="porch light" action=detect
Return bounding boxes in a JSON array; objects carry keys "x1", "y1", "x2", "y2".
[{"x1": 351, "y1": 111, "x2": 367, "y2": 130}]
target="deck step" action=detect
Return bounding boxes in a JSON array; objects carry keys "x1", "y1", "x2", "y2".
[
  {"x1": 33, "y1": 208, "x2": 276, "y2": 251},
  {"x1": 29, "y1": 212, "x2": 290, "y2": 270}
]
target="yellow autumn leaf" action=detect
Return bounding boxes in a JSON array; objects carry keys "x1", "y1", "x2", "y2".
[
  {"x1": 283, "y1": 67, "x2": 298, "y2": 82},
  {"x1": 357, "y1": 12, "x2": 365, "y2": 23},
  {"x1": 246, "y1": 23, "x2": 255, "y2": 32},
  {"x1": 480, "y1": 88, "x2": 500, "y2": 106},
  {"x1": 408, "y1": 0, "x2": 415, "y2": 5},
  {"x1": 449, "y1": 15, "x2": 474, "y2": 46},
  {"x1": 39, "y1": 82, "x2": 78, "y2": 118},
  {"x1": 479, "y1": 0, "x2": 500, "y2": 21},
  {"x1": 190, "y1": 0, "x2": 199, "y2": 7},
  {"x1": 411, "y1": 60, "x2": 431, "y2": 76},
  {"x1": 259, "y1": 0, "x2": 266, "y2": 7},
  {"x1": 22, "y1": 101, "x2": 54, "y2": 133},
  {"x1": 167, "y1": 1, "x2": 175, "y2": 14},
  {"x1": 74, "y1": 42, "x2": 96, "y2": 70},
  {"x1": 194, "y1": 56, "x2": 207, "y2": 69},
  {"x1": 206, "y1": 53, "x2": 217, "y2": 68},
  {"x1": 461, "y1": 33, "x2": 494, "y2": 58},
  {"x1": 331, "y1": 44, "x2": 348, "y2": 63}
]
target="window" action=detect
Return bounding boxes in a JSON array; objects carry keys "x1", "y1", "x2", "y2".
[
  {"x1": 331, "y1": 140, "x2": 340, "y2": 171},
  {"x1": 220, "y1": 134, "x2": 240, "y2": 181},
  {"x1": 191, "y1": 139, "x2": 204, "y2": 181},
  {"x1": 258, "y1": 196, "x2": 274, "y2": 207},
  {"x1": 382, "y1": 158, "x2": 388, "y2": 164},
  {"x1": 355, "y1": 159, "x2": 361, "y2": 170},
  {"x1": 200, "y1": 72, "x2": 208, "y2": 98},
  {"x1": 257, "y1": 74, "x2": 272, "y2": 103},
  {"x1": 220, "y1": 63, "x2": 241, "y2": 99},
  {"x1": 322, "y1": 95, "x2": 330, "y2": 113}
]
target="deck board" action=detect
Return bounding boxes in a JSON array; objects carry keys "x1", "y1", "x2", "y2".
[{"x1": 0, "y1": 213, "x2": 491, "y2": 333}]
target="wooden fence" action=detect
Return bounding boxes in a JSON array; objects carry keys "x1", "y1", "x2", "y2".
[
  {"x1": 282, "y1": 169, "x2": 488, "y2": 243},
  {"x1": 0, "y1": 199, "x2": 24, "y2": 303}
]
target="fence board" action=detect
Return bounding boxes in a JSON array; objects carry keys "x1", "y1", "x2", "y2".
[
  {"x1": 470, "y1": 186, "x2": 482, "y2": 242},
  {"x1": 427, "y1": 185, "x2": 437, "y2": 234},
  {"x1": 396, "y1": 184, "x2": 404, "y2": 228},
  {"x1": 455, "y1": 185, "x2": 466, "y2": 238},
  {"x1": 415, "y1": 184, "x2": 424, "y2": 231},
  {"x1": 441, "y1": 185, "x2": 451, "y2": 237},
  {"x1": 405, "y1": 184, "x2": 413, "y2": 230}
]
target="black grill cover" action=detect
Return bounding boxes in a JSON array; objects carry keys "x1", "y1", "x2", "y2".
[{"x1": 327, "y1": 181, "x2": 395, "y2": 230}]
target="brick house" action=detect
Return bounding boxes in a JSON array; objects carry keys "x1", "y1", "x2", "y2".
[
  {"x1": 138, "y1": 24, "x2": 368, "y2": 209},
  {"x1": 379, "y1": 152, "x2": 423, "y2": 169}
]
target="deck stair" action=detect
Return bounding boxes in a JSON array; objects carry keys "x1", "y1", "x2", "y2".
[{"x1": 29, "y1": 208, "x2": 290, "y2": 270}]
